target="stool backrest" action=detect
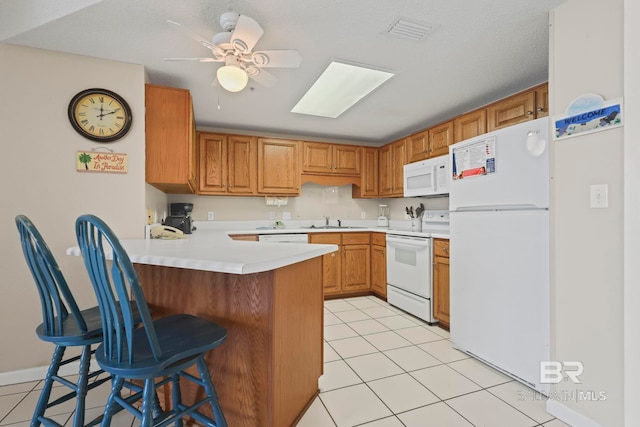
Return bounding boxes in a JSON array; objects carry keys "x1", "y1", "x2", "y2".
[
  {"x1": 75, "y1": 214, "x2": 161, "y2": 364},
  {"x1": 15, "y1": 215, "x2": 88, "y2": 336}
]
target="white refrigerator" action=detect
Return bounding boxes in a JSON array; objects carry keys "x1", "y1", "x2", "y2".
[{"x1": 449, "y1": 117, "x2": 550, "y2": 395}]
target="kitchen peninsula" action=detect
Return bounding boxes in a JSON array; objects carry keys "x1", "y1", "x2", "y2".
[{"x1": 68, "y1": 230, "x2": 337, "y2": 427}]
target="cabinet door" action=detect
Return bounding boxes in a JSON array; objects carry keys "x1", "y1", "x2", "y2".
[
  {"x1": 378, "y1": 144, "x2": 393, "y2": 197},
  {"x1": 454, "y1": 110, "x2": 486, "y2": 143},
  {"x1": 371, "y1": 244, "x2": 387, "y2": 298},
  {"x1": 535, "y1": 84, "x2": 549, "y2": 118},
  {"x1": 355, "y1": 147, "x2": 378, "y2": 198},
  {"x1": 197, "y1": 133, "x2": 227, "y2": 194},
  {"x1": 406, "y1": 131, "x2": 429, "y2": 163},
  {"x1": 433, "y1": 255, "x2": 450, "y2": 327},
  {"x1": 390, "y1": 139, "x2": 406, "y2": 196},
  {"x1": 333, "y1": 145, "x2": 361, "y2": 175},
  {"x1": 486, "y1": 91, "x2": 536, "y2": 132},
  {"x1": 429, "y1": 121, "x2": 454, "y2": 157},
  {"x1": 302, "y1": 142, "x2": 332, "y2": 174},
  {"x1": 227, "y1": 135, "x2": 257, "y2": 195},
  {"x1": 257, "y1": 138, "x2": 300, "y2": 195},
  {"x1": 145, "y1": 84, "x2": 196, "y2": 193},
  {"x1": 310, "y1": 233, "x2": 342, "y2": 295},
  {"x1": 342, "y1": 244, "x2": 371, "y2": 291}
]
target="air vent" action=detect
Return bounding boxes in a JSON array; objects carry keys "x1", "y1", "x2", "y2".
[{"x1": 387, "y1": 18, "x2": 433, "y2": 41}]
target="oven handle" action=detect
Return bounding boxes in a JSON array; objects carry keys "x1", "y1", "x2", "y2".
[{"x1": 386, "y1": 235, "x2": 430, "y2": 248}]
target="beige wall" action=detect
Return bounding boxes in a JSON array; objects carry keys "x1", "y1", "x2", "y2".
[
  {"x1": 624, "y1": 0, "x2": 640, "y2": 425},
  {"x1": 0, "y1": 44, "x2": 146, "y2": 374},
  {"x1": 549, "y1": 0, "x2": 624, "y2": 425},
  {"x1": 166, "y1": 184, "x2": 448, "y2": 224}
]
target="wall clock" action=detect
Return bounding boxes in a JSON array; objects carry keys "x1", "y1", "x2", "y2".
[{"x1": 68, "y1": 88, "x2": 132, "y2": 142}]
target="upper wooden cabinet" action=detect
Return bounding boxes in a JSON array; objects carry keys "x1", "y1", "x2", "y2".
[
  {"x1": 379, "y1": 139, "x2": 406, "y2": 197},
  {"x1": 535, "y1": 84, "x2": 549, "y2": 118},
  {"x1": 145, "y1": 84, "x2": 196, "y2": 193},
  {"x1": 257, "y1": 138, "x2": 300, "y2": 195},
  {"x1": 197, "y1": 132, "x2": 257, "y2": 195},
  {"x1": 406, "y1": 131, "x2": 429, "y2": 163},
  {"x1": 486, "y1": 84, "x2": 548, "y2": 132},
  {"x1": 454, "y1": 110, "x2": 487, "y2": 143},
  {"x1": 353, "y1": 147, "x2": 379, "y2": 198},
  {"x1": 302, "y1": 142, "x2": 361, "y2": 175},
  {"x1": 428, "y1": 121, "x2": 454, "y2": 157}
]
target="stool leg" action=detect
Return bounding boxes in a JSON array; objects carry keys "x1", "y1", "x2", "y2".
[
  {"x1": 70, "y1": 345, "x2": 92, "y2": 427},
  {"x1": 31, "y1": 346, "x2": 65, "y2": 427},
  {"x1": 196, "y1": 358, "x2": 226, "y2": 427},
  {"x1": 141, "y1": 378, "x2": 155, "y2": 427},
  {"x1": 101, "y1": 376, "x2": 124, "y2": 427},
  {"x1": 171, "y1": 374, "x2": 183, "y2": 427}
]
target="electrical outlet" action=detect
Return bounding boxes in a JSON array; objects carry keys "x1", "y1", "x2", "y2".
[
  {"x1": 361, "y1": 211, "x2": 366, "y2": 219},
  {"x1": 282, "y1": 212, "x2": 291, "y2": 220},
  {"x1": 268, "y1": 211, "x2": 276, "y2": 220},
  {"x1": 207, "y1": 211, "x2": 214, "y2": 221}
]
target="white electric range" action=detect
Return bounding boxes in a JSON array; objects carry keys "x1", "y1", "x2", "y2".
[{"x1": 386, "y1": 211, "x2": 449, "y2": 324}]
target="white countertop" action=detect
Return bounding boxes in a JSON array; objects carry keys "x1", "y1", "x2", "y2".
[
  {"x1": 67, "y1": 229, "x2": 338, "y2": 275},
  {"x1": 67, "y1": 220, "x2": 448, "y2": 275}
]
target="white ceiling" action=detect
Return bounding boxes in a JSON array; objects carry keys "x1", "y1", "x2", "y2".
[{"x1": 0, "y1": 0, "x2": 564, "y2": 145}]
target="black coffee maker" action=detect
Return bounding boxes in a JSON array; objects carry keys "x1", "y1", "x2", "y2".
[{"x1": 164, "y1": 203, "x2": 194, "y2": 234}]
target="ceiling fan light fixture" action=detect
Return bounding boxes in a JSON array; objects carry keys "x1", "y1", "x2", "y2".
[{"x1": 217, "y1": 57, "x2": 249, "y2": 92}]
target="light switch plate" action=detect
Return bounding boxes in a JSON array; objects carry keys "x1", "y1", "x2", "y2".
[
  {"x1": 282, "y1": 212, "x2": 291, "y2": 220},
  {"x1": 590, "y1": 184, "x2": 608, "y2": 208},
  {"x1": 207, "y1": 211, "x2": 214, "y2": 221}
]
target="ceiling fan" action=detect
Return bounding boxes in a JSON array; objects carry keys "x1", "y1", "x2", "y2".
[{"x1": 165, "y1": 12, "x2": 302, "y2": 92}]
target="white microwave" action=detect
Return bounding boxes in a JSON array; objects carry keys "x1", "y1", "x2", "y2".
[{"x1": 403, "y1": 155, "x2": 450, "y2": 197}]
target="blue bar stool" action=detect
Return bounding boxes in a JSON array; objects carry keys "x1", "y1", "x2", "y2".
[
  {"x1": 15, "y1": 215, "x2": 110, "y2": 427},
  {"x1": 75, "y1": 214, "x2": 227, "y2": 427}
]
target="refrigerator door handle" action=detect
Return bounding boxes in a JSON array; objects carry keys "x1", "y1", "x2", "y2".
[{"x1": 454, "y1": 204, "x2": 547, "y2": 212}]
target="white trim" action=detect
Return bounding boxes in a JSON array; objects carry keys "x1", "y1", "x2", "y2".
[
  {"x1": 0, "y1": 359, "x2": 101, "y2": 386},
  {"x1": 547, "y1": 400, "x2": 605, "y2": 427}
]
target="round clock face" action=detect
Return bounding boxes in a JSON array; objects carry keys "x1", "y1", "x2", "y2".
[{"x1": 68, "y1": 88, "x2": 132, "y2": 142}]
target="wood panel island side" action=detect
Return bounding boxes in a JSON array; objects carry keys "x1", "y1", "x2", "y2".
[{"x1": 68, "y1": 231, "x2": 337, "y2": 427}]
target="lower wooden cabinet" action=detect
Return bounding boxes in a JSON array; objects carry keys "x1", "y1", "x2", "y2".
[
  {"x1": 433, "y1": 238, "x2": 450, "y2": 328},
  {"x1": 309, "y1": 232, "x2": 371, "y2": 297},
  {"x1": 228, "y1": 234, "x2": 259, "y2": 241},
  {"x1": 370, "y1": 233, "x2": 387, "y2": 298}
]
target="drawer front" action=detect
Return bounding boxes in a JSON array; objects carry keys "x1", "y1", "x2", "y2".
[
  {"x1": 309, "y1": 233, "x2": 341, "y2": 245},
  {"x1": 433, "y1": 239, "x2": 450, "y2": 257},
  {"x1": 371, "y1": 232, "x2": 386, "y2": 247},
  {"x1": 342, "y1": 232, "x2": 371, "y2": 245}
]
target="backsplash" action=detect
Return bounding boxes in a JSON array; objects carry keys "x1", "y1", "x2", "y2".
[{"x1": 162, "y1": 183, "x2": 449, "y2": 223}]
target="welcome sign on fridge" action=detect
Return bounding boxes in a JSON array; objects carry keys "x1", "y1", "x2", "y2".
[{"x1": 449, "y1": 117, "x2": 550, "y2": 395}]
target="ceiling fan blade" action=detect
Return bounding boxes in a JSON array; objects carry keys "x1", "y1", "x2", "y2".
[
  {"x1": 230, "y1": 15, "x2": 264, "y2": 53},
  {"x1": 251, "y1": 50, "x2": 302, "y2": 68},
  {"x1": 164, "y1": 57, "x2": 222, "y2": 62},
  {"x1": 167, "y1": 19, "x2": 225, "y2": 58},
  {"x1": 247, "y1": 67, "x2": 277, "y2": 87}
]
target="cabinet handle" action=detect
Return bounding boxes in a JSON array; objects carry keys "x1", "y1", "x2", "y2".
[
  {"x1": 537, "y1": 106, "x2": 544, "y2": 112},
  {"x1": 527, "y1": 110, "x2": 534, "y2": 116}
]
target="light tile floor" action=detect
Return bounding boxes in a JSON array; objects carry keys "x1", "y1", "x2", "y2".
[
  {"x1": 298, "y1": 296, "x2": 571, "y2": 427},
  {"x1": 0, "y1": 296, "x2": 571, "y2": 427}
]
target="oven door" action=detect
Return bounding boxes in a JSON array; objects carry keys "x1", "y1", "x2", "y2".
[{"x1": 386, "y1": 234, "x2": 432, "y2": 298}]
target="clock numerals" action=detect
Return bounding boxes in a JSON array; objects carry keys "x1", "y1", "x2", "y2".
[{"x1": 69, "y1": 89, "x2": 132, "y2": 142}]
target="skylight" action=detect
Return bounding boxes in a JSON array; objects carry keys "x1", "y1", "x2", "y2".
[{"x1": 291, "y1": 61, "x2": 394, "y2": 118}]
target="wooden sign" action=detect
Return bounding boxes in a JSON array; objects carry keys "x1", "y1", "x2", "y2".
[{"x1": 76, "y1": 151, "x2": 128, "y2": 173}]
